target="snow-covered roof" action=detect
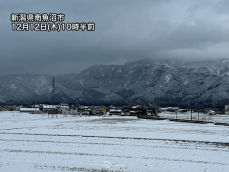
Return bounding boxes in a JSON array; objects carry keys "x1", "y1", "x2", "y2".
[
  {"x1": 79, "y1": 106, "x2": 88, "y2": 108},
  {"x1": 20, "y1": 108, "x2": 40, "y2": 111},
  {"x1": 110, "y1": 109, "x2": 121, "y2": 112},
  {"x1": 42, "y1": 105, "x2": 57, "y2": 108},
  {"x1": 60, "y1": 105, "x2": 69, "y2": 108},
  {"x1": 60, "y1": 103, "x2": 68, "y2": 106},
  {"x1": 82, "y1": 111, "x2": 89, "y2": 114},
  {"x1": 33, "y1": 105, "x2": 40, "y2": 107},
  {"x1": 167, "y1": 107, "x2": 179, "y2": 110},
  {"x1": 132, "y1": 105, "x2": 141, "y2": 109}
]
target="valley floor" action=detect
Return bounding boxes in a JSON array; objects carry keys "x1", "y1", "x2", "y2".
[{"x1": 0, "y1": 111, "x2": 229, "y2": 172}]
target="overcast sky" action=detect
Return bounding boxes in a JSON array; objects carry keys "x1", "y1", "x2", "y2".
[{"x1": 1, "y1": 0, "x2": 229, "y2": 76}]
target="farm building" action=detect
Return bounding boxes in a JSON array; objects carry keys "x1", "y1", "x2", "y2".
[
  {"x1": 20, "y1": 108, "x2": 41, "y2": 113},
  {"x1": 40, "y1": 105, "x2": 58, "y2": 113}
]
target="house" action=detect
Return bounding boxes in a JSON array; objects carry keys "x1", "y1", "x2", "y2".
[
  {"x1": 214, "y1": 108, "x2": 224, "y2": 114},
  {"x1": 225, "y1": 105, "x2": 229, "y2": 115},
  {"x1": 91, "y1": 107, "x2": 103, "y2": 116},
  {"x1": 61, "y1": 107, "x2": 77, "y2": 114},
  {"x1": 59, "y1": 104, "x2": 70, "y2": 114},
  {"x1": 70, "y1": 105, "x2": 78, "y2": 114},
  {"x1": 60, "y1": 103, "x2": 68, "y2": 106},
  {"x1": 131, "y1": 105, "x2": 147, "y2": 116},
  {"x1": 77, "y1": 106, "x2": 92, "y2": 115},
  {"x1": 9, "y1": 106, "x2": 17, "y2": 111},
  {"x1": 131, "y1": 105, "x2": 141, "y2": 109},
  {"x1": 109, "y1": 109, "x2": 121, "y2": 115},
  {"x1": 129, "y1": 110, "x2": 136, "y2": 116},
  {"x1": 225, "y1": 105, "x2": 229, "y2": 110},
  {"x1": 78, "y1": 106, "x2": 89, "y2": 112},
  {"x1": 81, "y1": 111, "x2": 90, "y2": 115},
  {"x1": 203, "y1": 108, "x2": 211, "y2": 114},
  {"x1": 207, "y1": 110, "x2": 215, "y2": 115},
  {"x1": 1, "y1": 106, "x2": 9, "y2": 111},
  {"x1": 60, "y1": 103, "x2": 69, "y2": 110},
  {"x1": 121, "y1": 106, "x2": 130, "y2": 115}
]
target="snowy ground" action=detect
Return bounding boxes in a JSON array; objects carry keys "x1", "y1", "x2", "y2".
[
  {"x1": 160, "y1": 111, "x2": 229, "y2": 123},
  {"x1": 0, "y1": 111, "x2": 229, "y2": 172}
]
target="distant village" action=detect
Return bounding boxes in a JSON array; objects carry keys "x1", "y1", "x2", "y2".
[{"x1": 1, "y1": 103, "x2": 229, "y2": 116}]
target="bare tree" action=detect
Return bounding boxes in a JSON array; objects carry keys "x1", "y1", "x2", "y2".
[{"x1": 148, "y1": 103, "x2": 159, "y2": 117}]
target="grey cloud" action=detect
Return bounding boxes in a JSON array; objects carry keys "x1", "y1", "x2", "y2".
[{"x1": 0, "y1": 0, "x2": 229, "y2": 76}]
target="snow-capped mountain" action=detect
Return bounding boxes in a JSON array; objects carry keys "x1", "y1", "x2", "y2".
[{"x1": 1, "y1": 58, "x2": 229, "y2": 108}]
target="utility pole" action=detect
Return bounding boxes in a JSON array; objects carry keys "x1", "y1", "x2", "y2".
[
  {"x1": 52, "y1": 77, "x2": 56, "y2": 118},
  {"x1": 198, "y1": 107, "x2": 200, "y2": 122},
  {"x1": 213, "y1": 94, "x2": 215, "y2": 112},
  {"x1": 175, "y1": 93, "x2": 178, "y2": 121},
  {"x1": 52, "y1": 77, "x2": 55, "y2": 106},
  {"x1": 191, "y1": 101, "x2": 192, "y2": 121},
  {"x1": 176, "y1": 108, "x2": 178, "y2": 121}
]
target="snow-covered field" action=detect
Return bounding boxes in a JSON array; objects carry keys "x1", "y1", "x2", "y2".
[{"x1": 0, "y1": 111, "x2": 229, "y2": 172}]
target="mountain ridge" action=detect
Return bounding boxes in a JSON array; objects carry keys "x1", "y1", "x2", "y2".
[{"x1": 1, "y1": 58, "x2": 229, "y2": 108}]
